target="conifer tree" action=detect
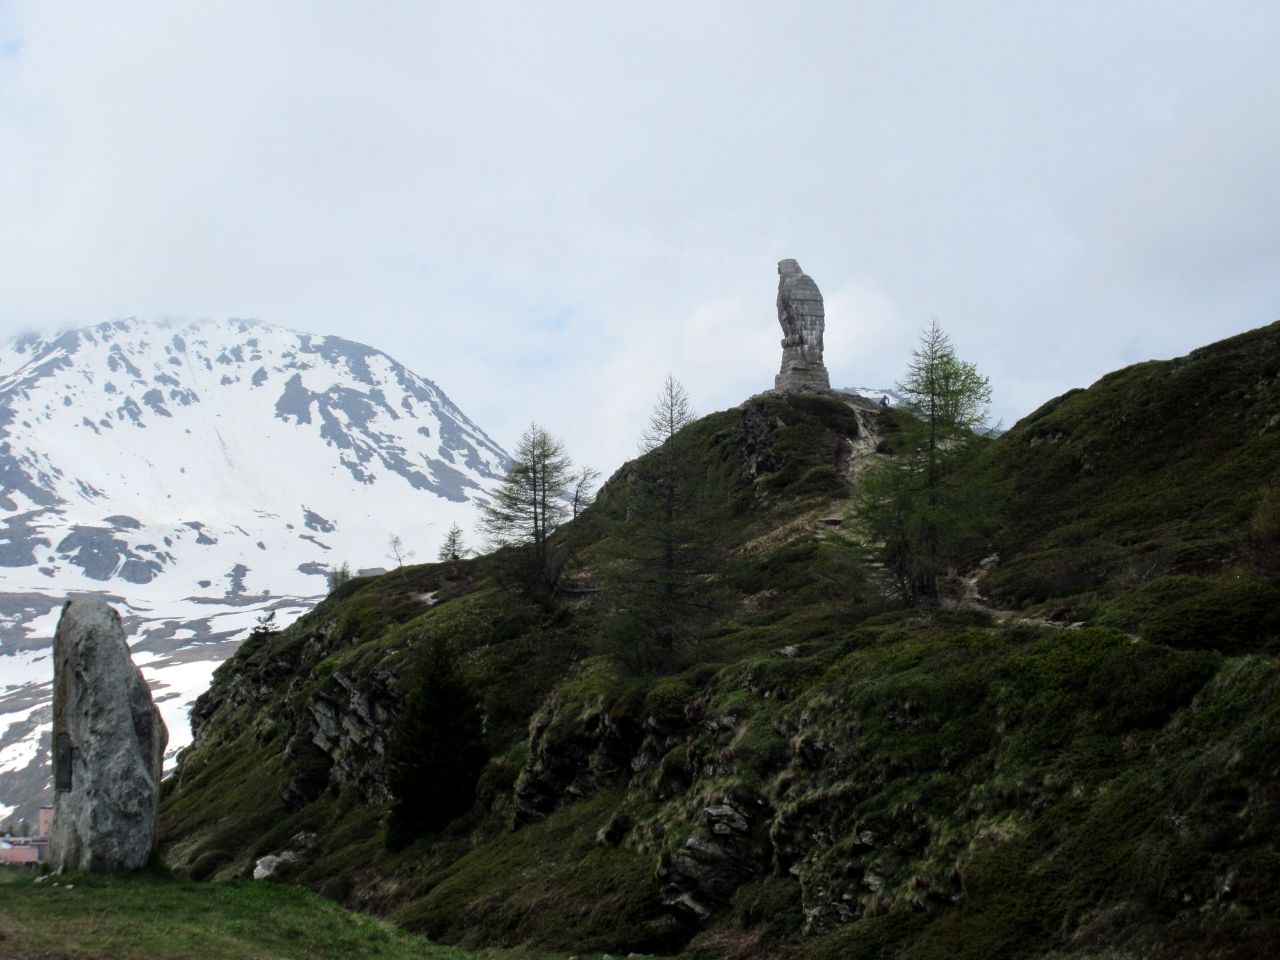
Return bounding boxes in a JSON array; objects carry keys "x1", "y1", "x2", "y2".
[
  {"x1": 857, "y1": 320, "x2": 994, "y2": 602},
  {"x1": 615, "y1": 376, "x2": 704, "y2": 663},
  {"x1": 326, "y1": 561, "x2": 352, "y2": 593},
  {"x1": 640, "y1": 375, "x2": 696, "y2": 454},
  {"x1": 438, "y1": 523, "x2": 466, "y2": 562},
  {"x1": 478, "y1": 422, "x2": 595, "y2": 591},
  {"x1": 384, "y1": 636, "x2": 487, "y2": 849}
]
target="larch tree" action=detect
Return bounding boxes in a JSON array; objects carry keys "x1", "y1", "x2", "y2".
[
  {"x1": 478, "y1": 422, "x2": 595, "y2": 592},
  {"x1": 857, "y1": 320, "x2": 994, "y2": 602},
  {"x1": 619, "y1": 376, "x2": 703, "y2": 660},
  {"x1": 437, "y1": 522, "x2": 467, "y2": 579},
  {"x1": 640, "y1": 375, "x2": 697, "y2": 454}
]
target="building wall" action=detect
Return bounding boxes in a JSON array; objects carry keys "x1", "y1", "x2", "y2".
[{"x1": 0, "y1": 844, "x2": 40, "y2": 866}]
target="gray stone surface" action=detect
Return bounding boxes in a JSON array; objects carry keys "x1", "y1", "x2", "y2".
[
  {"x1": 252, "y1": 851, "x2": 297, "y2": 879},
  {"x1": 48, "y1": 598, "x2": 167, "y2": 872},
  {"x1": 774, "y1": 258, "x2": 831, "y2": 392}
]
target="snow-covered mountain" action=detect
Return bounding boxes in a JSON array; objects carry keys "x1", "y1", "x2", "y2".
[{"x1": 0, "y1": 317, "x2": 508, "y2": 827}]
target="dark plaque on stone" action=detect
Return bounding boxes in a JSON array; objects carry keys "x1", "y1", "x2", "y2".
[{"x1": 55, "y1": 733, "x2": 73, "y2": 792}]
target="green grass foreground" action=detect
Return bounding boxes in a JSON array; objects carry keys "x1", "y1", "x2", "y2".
[{"x1": 0, "y1": 871, "x2": 613, "y2": 960}]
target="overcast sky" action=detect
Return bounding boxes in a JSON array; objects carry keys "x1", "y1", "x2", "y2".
[{"x1": 2, "y1": 2, "x2": 1279, "y2": 473}]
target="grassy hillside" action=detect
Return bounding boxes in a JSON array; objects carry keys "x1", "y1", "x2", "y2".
[
  {"x1": 983, "y1": 320, "x2": 1280, "y2": 627},
  {"x1": 160, "y1": 392, "x2": 879, "y2": 953},
  {"x1": 158, "y1": 331, "x2": 1280, "y2": 960}
]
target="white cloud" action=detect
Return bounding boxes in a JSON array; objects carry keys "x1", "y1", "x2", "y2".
[
  {"x1": 823, "y1": 278, "x2": 914, "y2": 390},
  {"x1": 1, "y1": 2, "x2": 1279, "y2": 472}
]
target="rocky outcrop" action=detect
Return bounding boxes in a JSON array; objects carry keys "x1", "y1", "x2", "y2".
[
  {"x1": 513, "y1": 685, "x2": 643, "y2": 826},
  {"x1": 659, "y1": 796, "x2": 765, "y2": 922},
  {"x1": 48, "y1": 598, "x2": 167, "y2": 872},
  {"x1": 509, "y1": 649, "x2": 966, "y2": 934},
  {"x1": 184, "y1": 609, "x2": 400, "y2": 808},
  {"x1": 774, "y1": 259, "x2": 831, "y2": 393},
  {"x1": 303, "y1": 667, "x2": 401, "y2": 803},
  {"x1": 253, "y1": 851, "x2": 298, "y2": 879}
]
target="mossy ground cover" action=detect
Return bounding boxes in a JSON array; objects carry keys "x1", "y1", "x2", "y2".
[
  {"x1": 984, "y1": 321, "x2": 1280, "y2": 611},
  {"x1": 748, "y1": 619, "x2": 1279, "y2": 960},
  {"x1": 740, "y1": 612, "x2": 1267, "y2": 938},
  {"x1": 159, "y1": 728, "x2": 291, "y2": 877},
  {"x1": 392, "y1": 791, "x2": 682, "y2": 953}
]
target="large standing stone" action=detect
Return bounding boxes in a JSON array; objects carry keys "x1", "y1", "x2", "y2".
[
  {"x1": 774, "y1": 258, "x2": 831, "y2": 392},
  {"x1": 48, "y1": 598, "x2": 167, "y2": 872}
]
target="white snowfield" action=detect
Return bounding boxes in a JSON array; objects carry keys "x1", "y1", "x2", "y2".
[{"x1": 0, "y1": 316, "x2": 508, "y2": 825}]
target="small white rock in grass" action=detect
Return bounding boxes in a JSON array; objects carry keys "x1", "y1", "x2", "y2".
[{"x1": 253, "y1": 851, "x2": 298, "y2": 879}]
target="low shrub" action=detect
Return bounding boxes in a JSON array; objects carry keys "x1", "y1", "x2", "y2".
[
  {"x1": 1141, "y1": 577, "x2": 1280, "y2": 652},
  {"x1": 733, "y1": 874, "x2": 803, "y2": 939},
  {"x1": 1249, "y1": 486, "x2": 1280, "y2": 574},
  {"x1": 187, "y1": 848, "x2": 232, "y2": 881}
]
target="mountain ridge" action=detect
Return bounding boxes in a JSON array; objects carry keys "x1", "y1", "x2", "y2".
[{"x1": 0, "y1": 316, "x2": 509, "y2": 826}]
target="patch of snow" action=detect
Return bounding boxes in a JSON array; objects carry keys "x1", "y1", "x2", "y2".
[
  {"x1": 0, "y1": 653, "x2": 53, "y2": 690},
  {"x1": 0, "y1": 702, "x2": 44, "y2": 738},
  {"x1": 0, "y1": 723, "x2": 49, "y2": 774}
]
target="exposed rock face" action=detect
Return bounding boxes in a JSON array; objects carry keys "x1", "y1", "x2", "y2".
[
  {"x1": 302, "y1": 667, "x2": 400, "y2": 803},
  {"x1": 774, "y1": 259, "x2": 831, "y2": 392},
  {"x1": 253, "y1": 851, "x2": 298, "y2": 879},
  {"x1": 659, "y1": 797, "x2": 764, "y2": 922},
  {"x1": 184, "y1": 611, "x2": 403, "y2": 812},
  {"x1": 48, "y1": 598, "x2": 167, "y2": 872},
  {"x1": 513, "y1": 686, "x2": 643, "y2": 827}
]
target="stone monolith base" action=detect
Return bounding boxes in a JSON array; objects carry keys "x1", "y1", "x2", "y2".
[
  {"x1": 48, "y1": 598, "x2": 167, "y2": 872},
  {"x1": 773, "y1": 361, "x2": 831, "y2": 392}
]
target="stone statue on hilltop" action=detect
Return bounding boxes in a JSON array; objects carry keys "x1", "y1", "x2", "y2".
[
  {"x1": 774, "y1": 258, "x2": 831, "y2": 392},
  {"x1": 48, "y1": 598, "x2": 167, "y2": 872}
]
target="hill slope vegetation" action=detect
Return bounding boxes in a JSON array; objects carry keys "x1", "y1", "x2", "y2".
[{"x1": 161, "y1": 324, "x2": 1280, "y2": 960}]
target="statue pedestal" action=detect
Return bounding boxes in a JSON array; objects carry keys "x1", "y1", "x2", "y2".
[{"x1": 775, "y1": 359, "x2": 831, "y2": 392}]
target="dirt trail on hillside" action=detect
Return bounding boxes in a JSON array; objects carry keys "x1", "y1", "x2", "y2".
[{"x1": 942, "y1": 554, "x2": 1079, "y2": 630}]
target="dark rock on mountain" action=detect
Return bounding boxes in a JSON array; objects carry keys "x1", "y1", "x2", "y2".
[
  {"x1": 304, "y1": 666, "x2": 401, "y2": 803},
  {"x1": 513, "y1": 684, "x2": 643, "y2": 827}
]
